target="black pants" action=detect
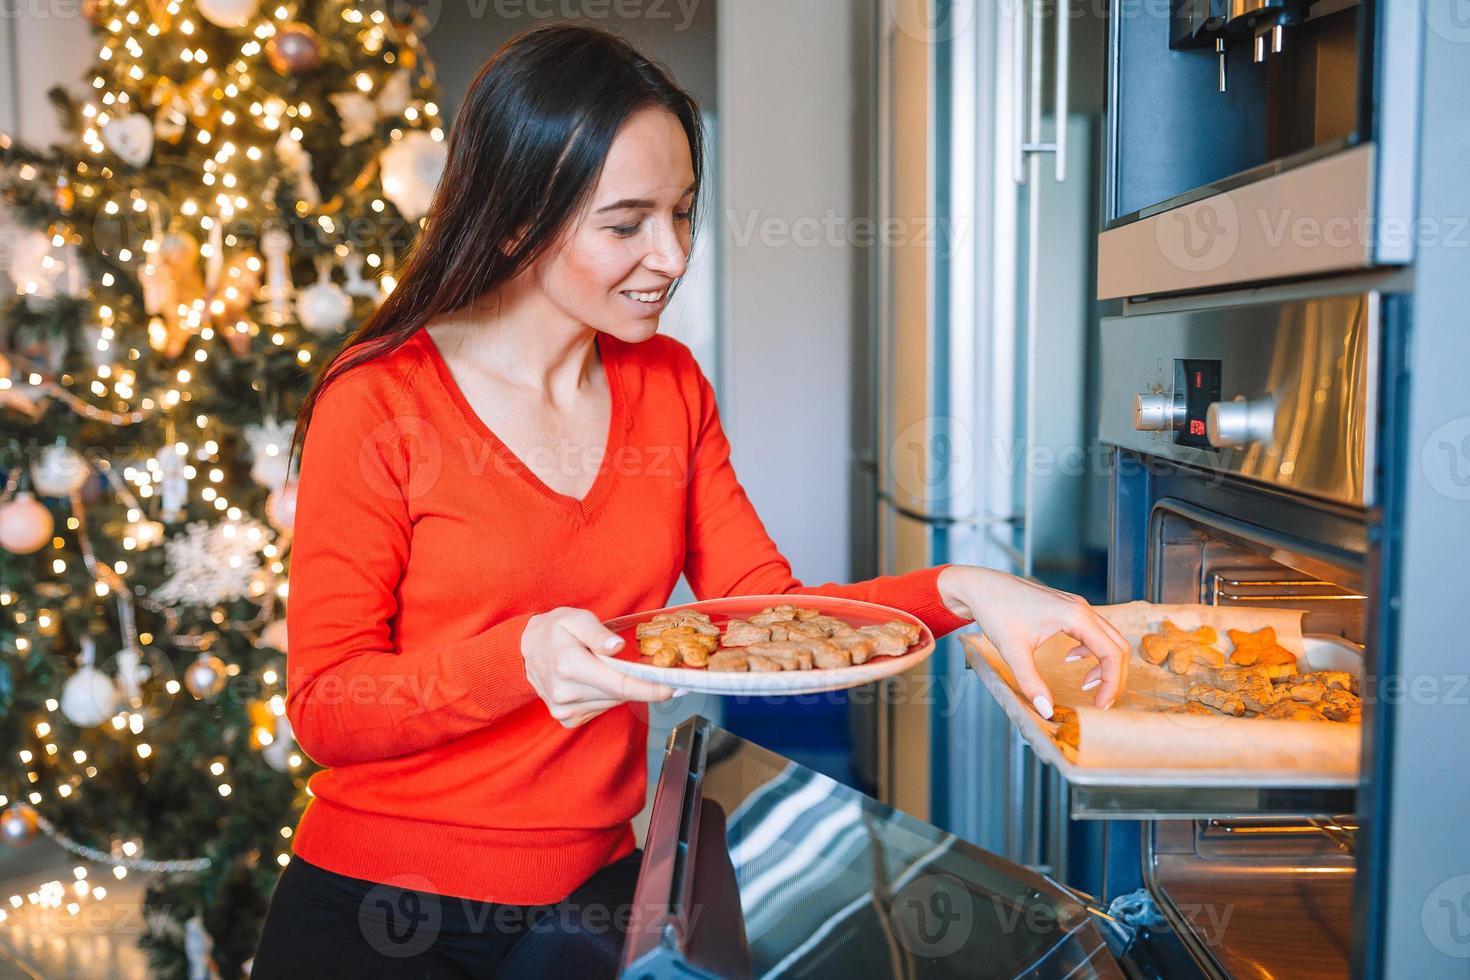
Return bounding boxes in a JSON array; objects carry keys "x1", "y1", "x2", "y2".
[{"x1": 251, "y1": 849, "x2": 643, "y2": 978}]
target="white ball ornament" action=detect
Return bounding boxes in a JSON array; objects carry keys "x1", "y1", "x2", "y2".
[
  {"x1": 184, "y1": 653, "x2": 228, "y2": 700},
  {"x1": 0, "y1": 492, "x2": 53, "y2": 553},
  {"x1": 196, "y1": 0, "x2": 259, "y2": 28},
  {"x1": 380, "y1": 130, "x2": 447, "y2": 222},
  {"x1": 61, "y1": 638, "x2": 120, "y2": 728},
  {"x1": 295, "y1": 275, "x2": 352, "y2": 335},
  {"x1": 266, "y1": 481, "x2": 297, "y2": 531},
  {"x1": 31, "y1": 443, "x2": 88, "y2": 496}
]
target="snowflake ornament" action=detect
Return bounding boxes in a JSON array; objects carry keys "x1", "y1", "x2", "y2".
[{"x1": 151, "y1": 519, "x2": 272, "y2": 606}]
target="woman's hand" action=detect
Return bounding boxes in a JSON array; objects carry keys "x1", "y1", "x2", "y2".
[
  {"x1": 937, "y1": 565, "x2": 1129, "y2": 718},
  {"x1": 521, "y1": 607, "x2": 674, "y2": 729}
]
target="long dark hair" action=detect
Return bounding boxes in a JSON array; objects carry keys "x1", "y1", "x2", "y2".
[{"x1": 288, "y1": 23, "x2": 704, "y2": 470}]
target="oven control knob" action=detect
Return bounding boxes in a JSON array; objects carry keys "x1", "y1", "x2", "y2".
[
  {"x1": 1207, "y1": 396, "x2": 1276, "y2": 448},
  {"x1": 1133, "y1": 393, "x2": 1176, "y2": 432}
]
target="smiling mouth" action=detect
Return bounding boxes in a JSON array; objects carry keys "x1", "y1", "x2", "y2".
[{"x1": 620, "y1": 288, "x2": 667, "y2": 304}]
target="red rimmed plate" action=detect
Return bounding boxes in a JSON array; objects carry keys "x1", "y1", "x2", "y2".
[{"x1": 600, "y1": 595, "x2": 936, "y2": 696}]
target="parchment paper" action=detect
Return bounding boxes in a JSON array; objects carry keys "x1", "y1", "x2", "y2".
[{"x1": 963, "y1": 602, "x2": 1361, "y2": 784}]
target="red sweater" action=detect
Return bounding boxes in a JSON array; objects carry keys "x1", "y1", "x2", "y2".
[{"x1": 285, "y1": 328, "x2": 972, "y2": 904}]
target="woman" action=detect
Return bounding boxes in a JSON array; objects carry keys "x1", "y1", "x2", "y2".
[{"x1": 251, "y1": 23, "x2": 1127, "y2": 979}]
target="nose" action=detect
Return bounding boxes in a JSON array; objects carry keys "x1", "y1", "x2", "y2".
[{"x1": 643, "y1": 216, "x2": 688, "y2": 280}]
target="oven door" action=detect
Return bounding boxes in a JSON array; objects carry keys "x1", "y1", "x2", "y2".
[{"x1": 621, "y1": 717, "x2": 1198, "y2": 980}]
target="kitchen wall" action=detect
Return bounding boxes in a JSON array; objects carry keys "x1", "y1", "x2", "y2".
[
  {"x1": 427, "y1": 0, "x2": 717, "y2": 120},
  {"x1": 0, "y1": 4, "x2": 93, "y2": 154}
]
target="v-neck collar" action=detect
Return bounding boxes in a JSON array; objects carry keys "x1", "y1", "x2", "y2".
[{"x1": 416, "y1": 328, "x2": 626, "y2": 521}]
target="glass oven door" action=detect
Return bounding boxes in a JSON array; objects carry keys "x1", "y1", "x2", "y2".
[{"x1": 621, "y1": 717, "x2": 1156, "y2": 979}]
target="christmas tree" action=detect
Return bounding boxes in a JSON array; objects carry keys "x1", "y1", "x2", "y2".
[{"x1": 0, "y1": 0, "x2": 448, "y2": 974}]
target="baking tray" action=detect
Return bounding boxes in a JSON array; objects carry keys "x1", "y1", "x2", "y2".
[{"x1": 961, "y1": 603, "x2": 1365, "y2": 819}]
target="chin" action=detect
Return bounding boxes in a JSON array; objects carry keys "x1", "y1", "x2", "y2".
[{"x1": 603, "y1": 318, "x2": 662, "y2": 344}]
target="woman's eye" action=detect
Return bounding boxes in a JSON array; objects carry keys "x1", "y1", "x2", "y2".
[
  {"x1": 611, "y1": 222, "x2": 640, "y2": 237},
  {"x1": 674, "y1": 210, "x2": 692, "y2": 224}
]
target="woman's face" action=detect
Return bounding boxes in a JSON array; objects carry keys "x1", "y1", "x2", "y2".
[{"x1": 535, "y1": 107, "x2": 696, "y2": 344}]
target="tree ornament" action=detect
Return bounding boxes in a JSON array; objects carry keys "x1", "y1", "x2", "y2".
[
  {"x1": 380, "y1": 130, "x2": 446, "y2": 222},
  {"x1": 266, "y1": 480, "x2": 297, "y2": 531},
  {"x1": 183, "y1": 912, "x2": 220, "y2": 980},
  {"x1": 141, "y1": 230, "x2": 205, "y2": 358},
  {"x1": 102, "y1": 113, "x2": 154, "y2": 167},
  {"x1": 107, "y1": 644, "x2": 176, "y2": 723},
  {"x1": 5, "y1": 228, "x2": 80, "y2": 304},
  {"x1": 295, "y1": 256, "x2": 352, "y2": 335},
  {"x1": 196, "y1": 0, "x2": 259, "y2": 29},
  {"x1": 0, "y1": 492, "x2": 53, "y2": 553},
  {"x1": 152, "y1": 519, "x2": 270, "y2": 606},
  {"x1": 341, "y1": 248, "x2": 381, "y2": 299},
  {"x1": 0, "y1": 804, "x2": 39, "y2": 846},
  {"x1": 148, "y1": 75, "x2": 218, "y2": 143},
  {"x1": 54, "y1": 174, "x2": 75, "y2": 211},
  {"x1": 209, "y1": 251, "x2": 261, "y2": 322},
  {"x1": 266, "y1": 23, "x2": 322, "y2": 74},
  {"x1": 31, "y1": 441, "x2": 89, "y2": 496},
  {"x1": 0, "y1": 351, "x2": 47, "y2": 417},
  {"x1": 184, "y1": 653, "x2": 228, "y2": 700},
  {"x1": 62, "y1": 636, "x2": 121, "y2": 728},
  {"x1": 155, "y1": 444, "x2": 190, "y2": 523},
  {"x1": 273, "y1": 131, "x2": 321, "y2": 209},
  {"x1": 259, "y1": 226, "x2": 294, "y2": 326},
  {"x1": 256, "y1": 617, "x2": 288, "y2": 653},
  {"x1": 329, "y1": 69, "x2": 412, "y2": 146},
  {"x1": 223, "y1": 320, "x2": 254, "y2": 356},
  {"x1": 261, "y1": 714, "x2": 295, "y2": 772},
  {"x1": 244, "y1": 419, "x2": 295, "y2": 491}
]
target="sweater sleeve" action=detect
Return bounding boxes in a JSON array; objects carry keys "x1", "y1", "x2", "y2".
[
  {"x1": 285, "y1": 369, "x2": 539, "y2": 768},
  {"x1": 679, "y1": 363, "x2": 973, "y2": 640}
]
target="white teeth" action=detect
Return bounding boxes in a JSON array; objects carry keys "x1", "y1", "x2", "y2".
[{"x1": 622, "y1": 289, "x2": 664, "y2": 304}]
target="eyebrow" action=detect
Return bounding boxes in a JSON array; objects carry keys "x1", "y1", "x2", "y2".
[{"x1": 593, "y1": 182, "x2": 697, "y2": 214}]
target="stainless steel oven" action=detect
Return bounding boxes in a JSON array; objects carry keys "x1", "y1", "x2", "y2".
[
  {"x1": 1097, "y1": 289, "x2": 1376, "y2": 977},
  {"x1": 1083, "y1": 0, "x2": 1470, "y2": 975}
]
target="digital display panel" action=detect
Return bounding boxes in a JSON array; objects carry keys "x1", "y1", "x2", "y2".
[{"x1": 1174, "y1": 358, "x2": 1221, "y2": 449}]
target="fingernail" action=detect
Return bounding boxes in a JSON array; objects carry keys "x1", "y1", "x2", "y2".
[
  {"x1": 1103, "y1": 696, "x2": 1117, "y2": 710},
  {"x1": 1064, "y1": 653, "x2": 1083, "y2": 663},
  {"x1": 1032, "y1": 694, "x2": 1054, "y2": 720},
  {"x1": 670, "y1": 688, "x2": 688, "y2": 698},
  {"x1": 1081, "y1": 677, "x2": 1101, "y2": 691},
  {"x1": 603, "y1": 636, "x2": 624, "y2": 651}
]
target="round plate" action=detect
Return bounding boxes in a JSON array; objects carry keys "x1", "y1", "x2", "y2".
[{"x1": 600, "y1": 595, "x2": 937, "y2": 696}]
